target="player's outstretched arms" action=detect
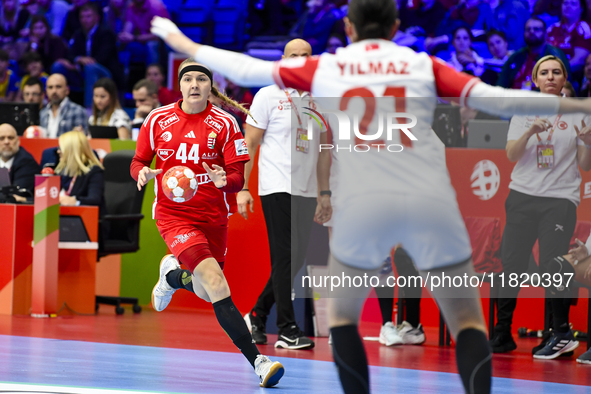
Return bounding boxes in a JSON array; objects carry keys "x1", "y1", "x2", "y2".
[
  {"x1": 467, "y1": 83, "x2": 591, "y2": 117},
  {"x1": 137, "y1": 166, "x2": 163, "y2": 191},
  {"x1": 151, "y1": 17, "x2": 275, "y2": 87}
]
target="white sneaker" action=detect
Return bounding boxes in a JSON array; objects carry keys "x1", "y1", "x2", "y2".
[
  {"x1": 379, "y1": 322, "x2": 403, "y2": 346},
  {"x1": 397, "y1": 321, "x2": 426, "y2": 345},
  {"x1": 151, "y1": 254, "x2": 181, "y2": 312},
  {"x1": 254, "y1": 355, "x2": 284, "y2": 387}
]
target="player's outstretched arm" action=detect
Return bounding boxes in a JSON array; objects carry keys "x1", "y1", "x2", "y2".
[
  {"x1": 137, "y1": 166, "x2": 163, "y2": 191},
  {"x1": 151, "y1": 17, "x2": 276, "y2": 87}
]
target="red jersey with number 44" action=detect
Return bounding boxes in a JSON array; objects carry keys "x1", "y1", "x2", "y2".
[{"x1": 131, "y1": 100, "x2": 249, "y2": 224}]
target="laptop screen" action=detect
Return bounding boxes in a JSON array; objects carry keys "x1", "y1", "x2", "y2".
[
  {"x1": 59, "y1": 215, "x2": 91, "y2": 242},
  {"x1": 89, "y1": 126, "x2": 119, "y2": 139}
]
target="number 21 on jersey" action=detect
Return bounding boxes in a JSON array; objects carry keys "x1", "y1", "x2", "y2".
[
  {"x1": 340, "y1": 86, "x2": 412, "y2": 148},
  {"x1": 176, "y1": 143, "x2": 199, "y2": 164}
]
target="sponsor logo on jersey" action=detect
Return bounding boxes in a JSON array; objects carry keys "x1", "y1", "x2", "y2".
[
  {"x1": 558, "y1": 121, "x2": 568, "y2": 130},
  {"x1": 202, "y1": 152, "x2": 218, "y2": 160},
  {"x1": 157, "y1": 149, "x2": 175, "y2": 161},
  {"x1": 185, "y1": 130, "x2": 196, "y2": 138},
  {"x1": 205, "y1": 115, "x2": 223, "y2": 132},
  {"x1": 161, "y1": 131, "x2": 172, "y2": 142},
  {"x1": 159, "y1": 113, "x2": 180, "y2": 130},
  {"x1": 584, "y1": 181, "x2": 591, "y2": 199},
  {"x1": 470, "y1": 160, "x2": 500, "y2": 201},
  {"x1": 170, "y1": 232, "x2": 196, "y2": 248},
  {"x1": 235, "y1": 139, "x2": 248, "y2": 156},
  {"x1": 207, "y1": 131, "x2": 217, "y2": 149},
  {"x1": 365, "y1": 43, "x2": 379, "y2": 51}
]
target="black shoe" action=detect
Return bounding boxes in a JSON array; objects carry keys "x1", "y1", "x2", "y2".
[
  {"x1": 489, "y1": 330, "x2": 517, "y2": 353},
  {"x1": 275, "y1": 325, "x2": 315, "y2": 350},
  {"x1": 532, "y1": 331, "x2": 551, "y2": 354},
  {"x1": 531, "y1": 331, "x2": 574, "y2": 356},
  {"x1": 245, "y1": 312, "x2": 267, "y2": 345},
  {"x1": 533, "y1": 330, "x2": 579, "y2": 360}
]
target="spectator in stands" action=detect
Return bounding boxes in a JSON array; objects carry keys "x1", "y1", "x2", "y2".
[
  {"x1": 25, "y1": 15, "x2": 68, "y2": 73},
  {"x1": 145, "y1": 63, "x2": 181, "y2": 106},
  {"x1": 490, "y1": 55, "x2": 591, "y2": 358},
  {"x1": 0, "y1": 123, "x2": 41, "y2": 202},
  {"x1": 130, "y1": 79, "x2": 159, "y2": 139},
  {"x1": 289, "y1": 0, "x2": 342, "y2": 54},
  {"x1": 89, "y1": 77, "x2": 130, "y2": 139},
  {"x1": 547, "y1": 0, "x2": 591, "y2": 73},
  {"x1": 118, "y1": 0, "x2": 169, "y2": 65},
  {"x1": 481, "y1": 30, "x2": 513, "y2": 85},
  {"x1": 22, "y1": 76, "x2": 45, "y2": 109},
  {"x1": 54, "y1": 2, "x2": 123, "y2": 108},
  {"x1": 497, "y1": 17, "x2": 570, "y2": 89},
  {"x1": 40, "y1": 73, "x2": 88, "y2": 137},
  {"x1": 104, "y1": 0, "x2": 127, "y2": 35},
  {"x1": 0, "y1": 0, "x2": 31, "y2": 47},
  {"x1": 15, "y1": 51, "x2": 47, "y2": 101},
  {"x1": 61, "y1": 0, "x2": 101, "y2": 42},
  {"x1": 580, "y1": 53, "x2": 591, "y2": 96},
  {"x1": 446, "y1": 26, "x2": 484, "y2": 76},
  {"x1": 55, "y1": 131, "x2": 106, "y2": 216},
  {"x1": 0, "y1": 49, "x2": 18, "y2": 102},
  {"x1": 562, "y1": 80, "x2": 577, "y2": 96},
  {"x1": 493, "y1": 0, "x2": 530, "y2": 50},
  {"x1": 31, "y1": 0, "x2": 70, "y2": 36},
  {"x1": 436, "y1": 0, "x2": 497, "y2": 38}
]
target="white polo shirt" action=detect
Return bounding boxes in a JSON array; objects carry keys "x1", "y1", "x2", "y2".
[
  {"x1": 507, "y1": 113, "x2": 591, "y2": 206},
  {"x1": 246, "y1": 84, "x2": 324, "y2": 198}
]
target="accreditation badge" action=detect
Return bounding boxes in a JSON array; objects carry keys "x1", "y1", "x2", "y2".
[
  {"x1": 295, "y1": 127, "x2": 309, "y2": 153},
  {"x1": 537, "y1": 144, "x2": 554, "y2": 169}
]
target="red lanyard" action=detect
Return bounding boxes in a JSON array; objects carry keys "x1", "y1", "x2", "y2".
[
  {"x1": 535, "y1": 114, "x2": 562, "y2": 144},
  {"x1": 284, "y1": 90, "x2": 311, "y2": 128},
  {"x1": 66, "y1": 176, "x2": 77, "y2": 196}
]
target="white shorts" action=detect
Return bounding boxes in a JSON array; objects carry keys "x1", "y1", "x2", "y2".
[{"x1": 330, "y1": 193, "x2": 472, "y2": 271}]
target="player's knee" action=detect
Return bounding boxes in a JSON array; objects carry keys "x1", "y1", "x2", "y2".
[{"x1": 202, "y1": 270, "x2": 228, "y2": 296}]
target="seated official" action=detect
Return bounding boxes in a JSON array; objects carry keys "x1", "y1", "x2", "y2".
[
  {"x1": 0, "y1": 123, "x2": 41, "y2": 202},
  {"x1": 54, "y1": 131, "x2": 105, "y2": 215}
]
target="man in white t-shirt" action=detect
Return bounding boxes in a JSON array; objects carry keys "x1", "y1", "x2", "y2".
[{"x1": 238, "y1": 39, "x2": 324, "y2": 350}]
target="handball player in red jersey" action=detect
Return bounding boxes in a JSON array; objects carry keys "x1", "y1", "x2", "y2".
[{"x1": 131, "y1": 58, "x2": 284, "y2": 388}]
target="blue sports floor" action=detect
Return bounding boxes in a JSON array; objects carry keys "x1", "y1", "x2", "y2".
[{"x1": 1, "y1": 334, "x2": 590, "y2": 394}]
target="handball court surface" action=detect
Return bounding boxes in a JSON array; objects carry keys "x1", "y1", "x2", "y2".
[{"x1": 0, "y1": 307, "x2": 590, "y2": 394}]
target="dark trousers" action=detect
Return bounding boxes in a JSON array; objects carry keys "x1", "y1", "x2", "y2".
[
  {"x1": 495, "y1": 190, "x2": 576, "y2": 332},
  {"x1": 253, "y1": 193, "x2": 317, "y2": 331}
]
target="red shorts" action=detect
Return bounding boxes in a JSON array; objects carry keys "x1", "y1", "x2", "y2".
[{"x1": 156, "y1": 219, "x2": 227, "y2": 270}]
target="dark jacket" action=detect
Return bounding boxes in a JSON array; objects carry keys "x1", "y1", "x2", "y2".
[
  {"x1": 9, "y1": 147, "x2": 41, "y2": 198},
  {"x1": 496, "y1": 44, "x2": 571, "y2": 88},
  {"x1": 63, "y1": 165, "x2": 106, "y2": 212},
  {"x1": 68, "y1": 24, "x2": 124, "y2": 88}
]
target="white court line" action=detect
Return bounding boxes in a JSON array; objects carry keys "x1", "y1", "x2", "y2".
[{"x1": 0, "y1": 382, "x2": 168, "y2": 394}]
